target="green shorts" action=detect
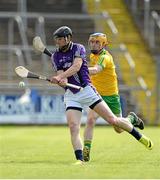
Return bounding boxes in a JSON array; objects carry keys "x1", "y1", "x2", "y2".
[{"x1": 101, "y1": 94, "x2": 122, "y2": 116}]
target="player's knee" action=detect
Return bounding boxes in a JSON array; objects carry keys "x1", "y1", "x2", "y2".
[
  {"x1": 113, "y1": 126, "x2": 123, "y2": 134},
  {"x1": 87, "y1": 117, "x2": 96, "y2": 128},
  {"x1": 115, "y1": 129, "x2": 123, "y2": 134},
  {"x1": 68, "y1": 121, "x2": 80, "y2": 135}
]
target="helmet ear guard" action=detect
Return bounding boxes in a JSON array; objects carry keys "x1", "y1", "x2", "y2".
[{"x1": 89, "y1": 33, "x2": 108, "y2": 47}]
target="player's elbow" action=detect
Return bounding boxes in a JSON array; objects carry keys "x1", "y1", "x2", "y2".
[
  {"x1": 93, "y1": 67, "x2": 99, "y2": 74},
  {"x1": 89, "y1": 67, "x2": 98, "y2": 75},
  {"x1": 72, "y1": 63, "x2": 81, "y2": 72},
  {"x1": 89, "y1": 65, "x2": 102, "y2": 75}
]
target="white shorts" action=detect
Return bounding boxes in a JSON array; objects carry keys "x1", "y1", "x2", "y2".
[{"x1": 64, "y1": 84, "x2": 102, "y2": 111}]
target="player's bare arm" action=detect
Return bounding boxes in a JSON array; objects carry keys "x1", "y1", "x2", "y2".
[
  {"x1": 56, "y1": 57, "x2": 83, "y2": 81},
  {"x1": 89, "y1": 64, "x2": 103, "y2": 75}
]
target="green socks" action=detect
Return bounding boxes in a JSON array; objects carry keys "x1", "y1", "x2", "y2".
[{"x1": 84, "y1": 140, "x2": 92, "y2": 148}]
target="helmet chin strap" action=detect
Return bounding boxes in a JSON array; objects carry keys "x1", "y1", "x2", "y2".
[
  {"x1": 91, "y1": 48, "x2": 103, "y2": 54},
  {"x1": 91, "y1": 50, "x2": 99, "y2": 54}
]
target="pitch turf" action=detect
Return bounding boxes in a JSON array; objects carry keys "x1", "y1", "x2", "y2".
[{"x1": 0, "y1": 125, "x2": 160, "y2": 179}]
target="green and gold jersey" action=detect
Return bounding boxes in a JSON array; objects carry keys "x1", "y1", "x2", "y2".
[{"x1": 89, "y1": 49, "x2": 118, "y2": 96}]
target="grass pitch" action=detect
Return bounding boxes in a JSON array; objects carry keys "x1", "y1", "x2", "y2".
[{"x1": 0, "y1": 125, "x2": 160, "y2": 179}]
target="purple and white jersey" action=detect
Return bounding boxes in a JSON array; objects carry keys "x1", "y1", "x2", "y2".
[{"x1": 51, "y1": 42, "x2": 91, "y2": 93}]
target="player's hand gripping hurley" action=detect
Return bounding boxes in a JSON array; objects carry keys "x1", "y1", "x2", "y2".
[{"x1": 15, "y1": 66, "x2": 83, "y2": 91}]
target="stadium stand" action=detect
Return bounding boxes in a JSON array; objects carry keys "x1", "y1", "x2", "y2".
[
  {"x1": 85, "y1": 0, "x2": 159, "y2": 124},
  {"x1": 124, "y1": 0, "x2": 160, "y2": 124},
  {"x1": 0, "y1": 0, "x2": 83, "y2": 13},
  {"x1": 125, "y1": 0, "x2": 160, "y2": 54},
  {"x1": 0, "y1": 0, "x2": 95, "y2": 91}
]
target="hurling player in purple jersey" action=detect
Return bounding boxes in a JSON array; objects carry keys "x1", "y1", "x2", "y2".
[{"x1": 50, "y1": 26, "x2": 153, "y2": 165}]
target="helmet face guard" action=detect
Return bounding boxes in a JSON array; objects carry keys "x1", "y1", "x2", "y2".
[
  {"x1": 53, "y1": 26, "x2": 72, "y2": 51},
  {"x1": 54, "y1": 36, "x2": 70, "y2": 50},
  {"x1": 88, "y1": 33, "x2": 108, "y2": 54}
]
